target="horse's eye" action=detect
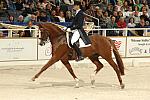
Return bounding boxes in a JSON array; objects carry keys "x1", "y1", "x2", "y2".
[
  {"x1": 39, "y1": 38, "x2": 42, "y2": 40},
  {"x1": 40, "y1": 28, "x2": 44, "y2": 30}
]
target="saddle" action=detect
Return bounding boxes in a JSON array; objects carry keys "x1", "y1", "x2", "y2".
[{"x1": 66, "y1": 30, "x2": 91, "y2": 48}]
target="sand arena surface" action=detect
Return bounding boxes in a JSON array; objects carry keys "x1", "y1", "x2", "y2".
[{"x1": 0, "y1": 61, "x2": 150, "y2": 100}]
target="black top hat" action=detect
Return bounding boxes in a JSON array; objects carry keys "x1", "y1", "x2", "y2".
[{"x1": 74, "y1": 1, "x2": 81, "y2": 6}]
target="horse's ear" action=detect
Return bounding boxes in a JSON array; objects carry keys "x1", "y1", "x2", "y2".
[
  {"x1": 38, "y1": 24, "x2": 44, "y2": 31},
  {"x1": 38, "y1": 24, "x2": 42, "y2": 28}
]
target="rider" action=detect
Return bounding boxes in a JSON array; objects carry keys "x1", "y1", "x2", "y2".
[{"x1": 65, "y1": 1, "x2": 91, "y2": 61}]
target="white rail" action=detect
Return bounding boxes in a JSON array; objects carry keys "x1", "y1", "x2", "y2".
[{"x1": 0, "y1": 27, "x2": 150, "y2": 37}]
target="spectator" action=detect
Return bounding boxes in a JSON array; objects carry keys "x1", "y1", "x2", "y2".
[
  {"x1": 135, "y1": 19, "x2": 147, "y2": 36},
  {"x1": 97, "y1": 0, "x2": 108, "y2": 11},
  {"x1": 50, "y1": 10, "x2": 60, "y2": 22},
  {"x1": 145, "y1": 21, "x2": 150, "y2": 27},
  {"x1": 24, "y1": 14, "x2": 36, "y2": 23},
  {"x1": 122, "y1": 1, "x2": 129, "y2": 11},
  {"x1": 22, "y1": 3, "x2": 36, "y2": 17},
  {"x1": 35, "y1": 10, "x2": 40, "y2": 22},
  {"x1": 106, "y1": 16, "x2": 118, "y2": 36},
  {"x1": 39, "y1": 11, "x2": 49, "y2": 22},
  {"x1": 6, "y1": 0, "x2": 16, "y2": 11},
  {"x1": 125, "y1": 6, "x2": 133, "y2": 18},
  {"x1": 128, "y1": 0, "x2": 134, "y2": 7},
  {"x1": 0, "y1": 26, "x2": 8, "y2": 37},
  {"x1": 7, "y1": 15, "x2": 15, "y2": 24},
  {"x1": 127, "y1": 17, "x2": 136, "y2": 28},
  {"x1": 0, "y1": 31, "x2": 4, "y2": 37},
  {"x1": 81, "y1": 0, "x2": 87, "y2": 11},
  {"x1": 95, "y1": 9, "x2": 104, "y2": 26},
  {"x1": 85, "y1": 4, "x2": 96, "y2": 22},
  {"x1": 65, "y1": 10, "x2": 73, "y2": 22},
  {"x1": 26, "y1": 0, "x2": 34, "y2": 4},
  {"x1": 103, "y1": 11, "x2": 110, "y2": 24},
  {"x1": 15, "y1": 0, "x2": 24, "y2": 10},
  {"x1": 57, "y1": 10, "x2": 65, "y2": 22},
  {"x1": 133, "y1": 10, "x2": 141, "y2": 24},
  {"x1": 117, "y1": 17, "x2": 127, "y2": 28},
  {"x1": 141, "y1": 0, "x2": 149, "y2": 11},
  {"x1": 36, "y1": 1, "x2": 42, "y2": 10},
  {"x1": 106, "y1": 4, "x2": 113, "y2": 17},
  {"x1": 41, "y1": 0, "x2": 48, "y2": 9},
  {"x1": 118, "y1": 11, "x2": 124, "y2": 19},
  {"x1": 140, "y1": 10, "x2": 149, "y2": 22},
  {"x1": 141, "y1": 6, "x2": 149, "y2": 12},
  {"x1": 24, "y1": 20, "x2": 35, "y2": 37},
  {"x1": 134, "y1": 0, "x2": 142, "y2": 11},
  {"x1": 132, "y1": 5, "x2": 140, "y2": 17},
  {"x1": 117, "y1": 17, "x2": 127, "y2": 36},
  {"x1": 112, "y1": 11, "x2": 119, "y2": 22},
  {"x1": 115, "y1": 1, "x2": 122, "y2": 11},
  {"x1": 55, "y1": 5, "x2": 61, "y2": 16},
  {"x1": 17, "y1": 15, "x2": 24, "y2": 23},
  {"x1": 45, "y1": 3, "x2": 52, "y2": 18},
  {"x1": 127, "y1": 17, "x2": 136, "y2": 36},
  {"x1": 18, "y1": 30, "x2": 25, "y2": 37},
  {"x1": 113, "y1": 5, "x2": 119, "y2": 12}
]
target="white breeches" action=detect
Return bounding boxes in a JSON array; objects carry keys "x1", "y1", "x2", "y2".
[{"x1": 71, "y1": 29, "x2": 80, "y2": 45}]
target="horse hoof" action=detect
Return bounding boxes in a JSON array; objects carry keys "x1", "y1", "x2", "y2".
[
  {"x1": 91, "y1": 80, "x2": 95, "y2": 85},
  {"x1": 74, "y1": 86, "x2": 79, "y2": 88},
  {"x1": 31, "y1": 77, "x2": 36, "y2": 81},
  {"x1": 121, "y1": 84, "x2": 125, "y2": 89},
  {"x1": 91, "y1": 85, "x2": 95, "y2": 88}
]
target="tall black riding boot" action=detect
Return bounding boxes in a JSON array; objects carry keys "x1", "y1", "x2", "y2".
[{"x1": 72, "y1": 43, "x2": 84, "y2": 61}]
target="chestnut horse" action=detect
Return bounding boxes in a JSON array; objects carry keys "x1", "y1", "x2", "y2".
[{"x1": 32, "y1": 23, "x2": 125, "y2": 89}]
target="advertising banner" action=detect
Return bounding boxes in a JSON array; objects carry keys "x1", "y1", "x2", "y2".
[
  {"x1": 126, "y1": 37, "x2": 150, "y2": 57},
  {"x1": 0, "y1": 38, "x2": 37, "y2": 61},
  {"x1": 38, "y1": 40, "x2": 52, "y2": 60},
  {"x1": 110, "y1": 37, "x2": 126, "y2": 57}
]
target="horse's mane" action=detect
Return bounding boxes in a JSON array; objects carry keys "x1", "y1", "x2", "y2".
[
  {"x1": 38, "y1": 23, "x2": 67, "y2": 51},
  {"x1": 38, "y1": 22, "x2": 65, "y2": 39}
]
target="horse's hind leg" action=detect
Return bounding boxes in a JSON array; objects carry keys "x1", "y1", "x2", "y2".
[
  {"x1": 61, "y1": 60, "x2": 80, "y2": 88},
  {"x1": 106, "y1": 58, "x2": 125, "y2": 89},
  {"x1": 32, "y1": 55, "x2": 59, "y2": 81},
  {"x1": 89, "y1": 56, "x2": 103, "y2": 87}
]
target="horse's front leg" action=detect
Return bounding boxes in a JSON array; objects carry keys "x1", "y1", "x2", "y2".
[
  {"x1": 61, "y1": 60, "x2": 80, "y2": 88},
  {"x1": 32, "y1": 55, "x2": 59, "y2": 81},
  {"x1": 32, "y1": 45, "x2": 68, "y2": 81}
]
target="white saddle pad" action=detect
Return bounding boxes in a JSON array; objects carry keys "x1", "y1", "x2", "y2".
[{"x1": 66, "y1": 32, "x2": 91, "y2": 48}]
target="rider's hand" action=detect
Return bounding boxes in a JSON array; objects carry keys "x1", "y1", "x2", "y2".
[
  {"x1": 62, "y1": 27, "x2": 71, "y2": 32},
  {"x1": 62, "y1": 27, "x2": 67, "y2": 31},
  {"x1": 66, "y1": 28, "x2": 71, "y2": 32}
]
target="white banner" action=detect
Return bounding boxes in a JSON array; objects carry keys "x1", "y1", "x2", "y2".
[
  {"x1": 110, "y1": 37, "x2": 126, "y2": 57},
  {"x1": 38, "y1": 40, "x2": 52, "y2": 60},
  {"x1": 0, "y1": 38, "x2": 37, "y2": 61},
  {"x1": 126, "y1": 37, "x2": 150, "y2": 57}
]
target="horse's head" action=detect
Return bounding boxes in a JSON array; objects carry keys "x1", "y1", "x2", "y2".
[
  {"x1": 38, "y1": 23, "x2": 65, "y2": 46},
  {"x1": 39, "y1": 28, "x2": 48, "y2": 46},
  {"x1": 38, "y1": 24, "x2": 50, "y2": 46}
]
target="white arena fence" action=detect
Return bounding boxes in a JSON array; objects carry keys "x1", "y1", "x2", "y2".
[{"x1": 0, "y1": 27, "x2": 150, "y2": 61}]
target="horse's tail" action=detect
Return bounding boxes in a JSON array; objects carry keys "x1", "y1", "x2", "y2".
[{"x1": 109, "y1": 39, "x2": 125, "y2": 75}]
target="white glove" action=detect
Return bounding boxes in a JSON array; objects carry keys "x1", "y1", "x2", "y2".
[
  {"x1": 62, "y1": 27, "x2": 67, "y2": 31},
  {"x1": 66, "y1": 28, "x2": 71, "y2": 32}
]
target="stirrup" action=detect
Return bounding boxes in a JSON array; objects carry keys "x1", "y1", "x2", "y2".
[{"x1": 76, "y1": 56, "x2": 84, "y2": 62}]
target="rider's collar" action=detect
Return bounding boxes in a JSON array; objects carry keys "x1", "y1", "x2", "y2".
[{"x1": 75, "y1": 9, "x2": 81, "y2": 15}]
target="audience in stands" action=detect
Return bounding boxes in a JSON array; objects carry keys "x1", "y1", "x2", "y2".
[{"x1": 0, "y1": 0, "x2": 150, "y2": 36}]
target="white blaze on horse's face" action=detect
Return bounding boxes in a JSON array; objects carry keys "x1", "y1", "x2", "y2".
[{"x1": 39, "y1": 28, "x2": 47, "y2": 46}]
